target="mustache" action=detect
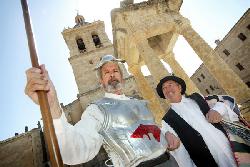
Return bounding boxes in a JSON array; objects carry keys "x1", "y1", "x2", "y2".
[{"x1": 108, "y1": 79, "x2": 120, "y2": 86}]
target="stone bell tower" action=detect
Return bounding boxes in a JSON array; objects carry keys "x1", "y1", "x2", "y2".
[
  {"x1": 61, "y1": 14, "x2": 130, "y2": 124},
  {"x1": 62, "y1": 14, "x2": 115, "y2": 94}
]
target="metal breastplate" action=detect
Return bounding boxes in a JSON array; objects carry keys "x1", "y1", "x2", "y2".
[{"x1": 94, "y1": 97, "x2": 167, "y2": 167}]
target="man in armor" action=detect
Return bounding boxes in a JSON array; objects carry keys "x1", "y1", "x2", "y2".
[{"x1": 25, "y1": 55, "x2": 180, "y2": 167}]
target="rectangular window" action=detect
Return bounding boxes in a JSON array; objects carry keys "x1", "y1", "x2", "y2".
[
  {"x1": 246, "y1": 81, "x2": 250, "y2": 88},
  {"x1": 247, "y1": 24, "x2": 250, "y2": 30},
  {"x1": 238, "y1": 33, "x2": 247, "y2": 41},
  {"x1": 236, "y1": 63, "x2": 244, "y2": 71},
  {"x1": 201, "y1": 74, "x2": 205, "y2": 79},
  {"x1": 197, "y1": 78, "x2": 201, "y2": 82},
  {"x1": 210, "y1": 85, "x2": 214, "y2": 91},
  {"x1": 205, "y1": 89, "x2": 210, "y2": 94},
  {"x1": 223, "y1": 49, "x2": 230, "y2": 56}
]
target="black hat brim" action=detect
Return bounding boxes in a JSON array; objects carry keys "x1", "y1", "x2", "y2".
[{"x1": 156, "y1": 76, "x2": 186, "y2": 99}]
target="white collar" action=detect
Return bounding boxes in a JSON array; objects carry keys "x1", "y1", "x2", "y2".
[
  {"x1": 104, "y1": 92, "x2": 130, "y2": 100},
  {"x1": 171, "y1": 95, "x2": 190, "y2": 105}
]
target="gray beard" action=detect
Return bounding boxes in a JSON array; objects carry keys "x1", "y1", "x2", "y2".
[{"x1": 104, "y1": 80, "x2": 123, "y2": 93}]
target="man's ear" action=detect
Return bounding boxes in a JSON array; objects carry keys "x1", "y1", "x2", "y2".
[{"x1": 178, "y1": 84, "x2": 182, "y2": 92}]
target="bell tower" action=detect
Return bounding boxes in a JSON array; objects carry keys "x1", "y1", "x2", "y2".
[
  {"x1": 61, "y1": 14, "x2": 130, "y2": 124},
  {"x1": 62, "y1": 14, "x2": 115, "y2": 94}
]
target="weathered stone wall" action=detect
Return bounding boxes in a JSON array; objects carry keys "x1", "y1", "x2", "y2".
[
  {"x1": 61, "y1": 98, "x2": 83, "y2": 125},
  {"x1": 191, "y1": 9, "x2": 250, "y2": 97},
  {"x1": 0, "y1": 128, "x2": 45, "y2": 167},
  {"x1": 191, "y1": 64, "x2": 226, "y2": 96}
]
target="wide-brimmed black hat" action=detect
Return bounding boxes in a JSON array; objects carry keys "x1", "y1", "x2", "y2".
[{"x1": 156, "y1": 75, "x2": 186, "y2": 99}]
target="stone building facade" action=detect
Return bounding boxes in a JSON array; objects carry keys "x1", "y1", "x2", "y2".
[
  {"x1": 191, "y1": 9, "x2": 250, "y2": 96},
  {"x1": 0, "y1": 127, "x2": 48, "y2": 167}
]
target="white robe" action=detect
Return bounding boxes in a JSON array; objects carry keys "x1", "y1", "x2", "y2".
[{"x1": 161, "y1": 96, "x2": 237, "y2": 167}]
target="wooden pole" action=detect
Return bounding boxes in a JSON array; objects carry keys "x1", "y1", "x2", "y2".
[{"x1": 20, "y1": 0, "x2": 63, "y2": 166}]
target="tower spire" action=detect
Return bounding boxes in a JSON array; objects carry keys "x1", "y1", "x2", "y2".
[{"x1": 74, "y1": 13, "x2": 88, "y2": 28}]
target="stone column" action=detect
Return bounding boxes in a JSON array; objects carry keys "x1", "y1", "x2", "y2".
[
  {"x1": 136, "y1": 40, "x2": 170, "y2": 82},
  {"x1": 174, "y1": 15, "x2": 250, "y2": 103},
  {"x1": 162, "y1": 52, "x2": 200, "y2": 94},
  {"x1": 128, "y1": 64, "x2": 166, "y2": 123}
]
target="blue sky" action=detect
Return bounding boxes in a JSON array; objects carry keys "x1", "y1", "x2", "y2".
[{"x1": 0, "y1": 0, "x2": 249, "y2": 140}]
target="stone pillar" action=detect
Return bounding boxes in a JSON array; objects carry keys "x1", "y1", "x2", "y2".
[
  {"x1": 128, "y1": 64, "x2": 166, "y2": 123},
  {"x1": 174, "y1": 16, "x2": 250, "y2": 103},
  {"x1": 136, "y1": 40, "x2": 170, "y2": 82},
  {"x1": 162, "y1": 52, "x2": 200, "y2": 94}
]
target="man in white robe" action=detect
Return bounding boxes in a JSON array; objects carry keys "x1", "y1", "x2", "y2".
[{"x1": 156, "y1": 75, "x2": 237, "y2": 167}]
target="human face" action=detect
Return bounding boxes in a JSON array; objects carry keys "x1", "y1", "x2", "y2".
[
  {"x1": 162, "y1": 80, "x2": 182, "y2": 103},
  {"x1": 100, "y1": 62, "x2": 124, "y2": 94}
]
